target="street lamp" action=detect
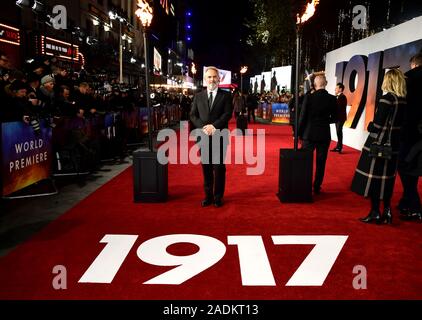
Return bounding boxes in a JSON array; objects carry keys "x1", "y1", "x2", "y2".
[
  {"x1": 294, "y1": 0, "x2": 319, "y2": 151},
  {"x1": 277, "y1": 0, "x2": 319, "y2": 204},
  {"x1": 191, "y1": 62, "x2": 197, "y2": 86},
  {"x1": 240, "y1": 66, "x2": 248, "y2": 94},
  {"x1": 136, "y1": 0, "x2": 154, "y2": 152},
  {"x1": 133, "y1": 0, "x2": 167, "y2": 203},
  {"x1": 109, "y1": 10, "x2": 129, "y2": 84}
]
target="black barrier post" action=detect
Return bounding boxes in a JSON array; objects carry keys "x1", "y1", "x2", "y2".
[
  {"x1": 143, "y1": 28, "x2": 153, "y2": 152},
  {"x1": 278, "y1": 5, "x2": 320, "y2": 203},
  {"x1": 133, "y1": 1, "x2": 168, "y2": 203},
  {"x1": 294, "y1": 24, "x2": 301, "y2": 151}
]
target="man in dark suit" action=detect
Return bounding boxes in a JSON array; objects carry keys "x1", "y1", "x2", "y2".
[
  {"x1": 331, "y1": 82, "x2": 347, "y2": 153},
  {"x1": 398, "y1": 53, "x2": 422, "y2": 220},
  {"x1": 190, "y1": 66, "x2": 233, "y2": 207},
  {"x1": 298, "y1": 75, "x2": 337, "y2": 194},
  {"x1": 180, "y1": 89, "x2": 192, "y2": 121}
]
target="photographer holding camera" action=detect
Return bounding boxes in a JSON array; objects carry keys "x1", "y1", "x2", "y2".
[{"x1": 3, "y1": 80, "x2": 30, "y2": 123}]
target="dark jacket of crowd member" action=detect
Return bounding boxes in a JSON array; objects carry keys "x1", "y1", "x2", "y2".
[
  {"x1": 180, "y1": 89, "x2": 192, "y2": 121},
  {"x1": 298, "y1": 88, "x2": 337, "y2": 142},
  {"x1": 55, "y1": 85, "x2": 77, "y2": 117},
  {"x1": 336, "y1": 92, "x2": 347, "y2": 123},
  {"x1": 298, "y1": 75, "x2": 337, "y2": 194},
  {"x1": 73, "y1": 83, "x2": 96, "y2": 116},
  {"x1": 397, "y1": 54, "x2": 422, "y2": 217},
  {"x1": 2, "y1": 80, "x2": 30, "y2": 122},
  {"x1": 399, "y1": 64, "x2": 422, "y2": 168}
]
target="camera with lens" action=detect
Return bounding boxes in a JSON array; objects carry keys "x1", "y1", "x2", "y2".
[
  {"x1": 28, "y1": 92, "x2": 37, "y2": 99},
  {"x1": 28, "y1": 116, "x2": 41, "y2": 135}
]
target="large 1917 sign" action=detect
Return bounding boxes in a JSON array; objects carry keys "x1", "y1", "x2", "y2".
[{"x1": 336, "y1": 39, "x2": 422, "y2": 129}]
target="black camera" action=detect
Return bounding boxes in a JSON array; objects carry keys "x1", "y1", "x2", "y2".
[
  {"x1": 28, "y1": 92, "x2": 37, "y2": 99},
  {"x1": 29, "y1": 116, "x2": 41, "y2": 135}
]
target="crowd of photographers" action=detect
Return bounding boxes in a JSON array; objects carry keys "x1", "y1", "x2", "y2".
[{"x1": 0, "y1": 51, "x2": 185, "y2": 174}]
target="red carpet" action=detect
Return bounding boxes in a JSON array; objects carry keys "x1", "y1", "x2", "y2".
[{"x1": 0, "y1": 121, "x2": 421, "y2": 300}]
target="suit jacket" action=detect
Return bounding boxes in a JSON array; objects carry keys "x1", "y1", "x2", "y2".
[
  {"x1": 401, "y1": 66, "x2": 422, "y2": 148},
  {"x1": 190, "y1": 89, "x2": 233, "y2": 130},
  {"x1": 298, "y1": 89, "x2": 337, "y2": 142},
  {"x1": 336, "y1": 93, "x2": 347, "y2": 122}
]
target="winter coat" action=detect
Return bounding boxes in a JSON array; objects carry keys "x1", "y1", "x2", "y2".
[{"x1": 351, "y1": 92, "x2": 406, "y2": 199}]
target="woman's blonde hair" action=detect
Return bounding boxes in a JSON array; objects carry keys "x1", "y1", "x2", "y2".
[{"x1": 381, "y1": 68, "x2": 407, "y2": 98}]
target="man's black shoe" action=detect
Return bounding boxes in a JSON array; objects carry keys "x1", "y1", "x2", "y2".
[
  {"x1": 330, "y1": 148, "x2": 340, "y2": 152},
  {"x1": 400, "y1": 211, "x2": 422, "y2": 221},
  {"x1": 399, "y1": 207, "x2": 410, "y2": 215},
  {"x1": 201, "y1": 199, "x2": 213, "y2": 207},
  {"x1": 214, "y1": 199, "x2": 223, "y2": 208},
  {"x1": 314, "y1": 187, "x2": 321, "y2": 195}
]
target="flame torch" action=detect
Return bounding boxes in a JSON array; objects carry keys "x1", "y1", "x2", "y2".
[{"x1": 294, "y1": 0, "x2": 319, "y2": 151}]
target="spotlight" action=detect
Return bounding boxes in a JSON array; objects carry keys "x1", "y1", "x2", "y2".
[
  {"x1": 15, "y1": 0, "x2": 31, "y2": 8},
  {"x1": 71, "y1": 26, "x2": 81, "y2": 35},
  {"x1": 32, "y1": 0, "x2": 44, "y2": 14},
  {"x1": 44, "y1": 14, "x2": 53, "y2": 26}
]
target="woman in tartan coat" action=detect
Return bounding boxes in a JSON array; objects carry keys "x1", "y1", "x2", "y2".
[{"x1": 351, "y1": 69, "x2": 407, "y2": 224}]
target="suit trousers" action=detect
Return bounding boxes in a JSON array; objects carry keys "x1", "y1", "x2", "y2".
[
  {"x1": 248, "y1": 108, "x2": 256, "y2": 123},
  {"x1": 398, "y1": 171, "x2": 421, "y2": 211},
  {"x1": 335, "y1": 121, "x2": 345, "y2": 150},
  {"x1": 200, "y1": 135, "x2": 228, "y2": 201},
  {"x1": 302, "y1": 139, "x2": 330, "y2": 190}
]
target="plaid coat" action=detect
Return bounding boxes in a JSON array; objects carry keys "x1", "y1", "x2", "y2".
[{"x1": 351, "y1": 92, "x2": 406, "y2": 199}]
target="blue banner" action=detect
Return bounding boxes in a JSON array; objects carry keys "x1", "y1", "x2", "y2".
[
  {"x1": 1, "y1": 121, "x2": 52, "y2": 196},
  {"x1": 271, "y1": 103, "x2": 290, "y2": 124}
]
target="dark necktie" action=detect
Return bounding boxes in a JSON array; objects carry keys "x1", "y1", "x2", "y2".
[{"x1": 208, "y1": 92, "x2": 213, "y2": 110}]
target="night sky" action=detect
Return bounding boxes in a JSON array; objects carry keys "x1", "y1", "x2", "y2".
[
  {"x1": 190, "y1": 0, "x2": 248, "y2": 74},
  {"x1": 188, "y1": 0, "x2": 422, "y2": 77}
]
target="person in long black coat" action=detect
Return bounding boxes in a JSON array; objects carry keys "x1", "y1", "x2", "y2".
[
  {"x1": 351, "y1": 69, "x2": 407, "y2": 224},
  {"x1": 397, "y1": 53, "x2": 422, "y2": 221}
]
